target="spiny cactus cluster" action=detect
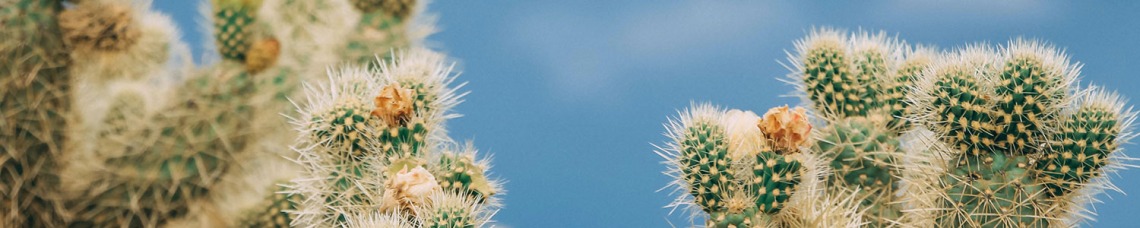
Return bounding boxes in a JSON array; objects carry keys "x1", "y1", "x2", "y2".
[
  {"x1": 657, "y1": 27, "x2": 1134, "y2": 227},
  {"x1": 787, "y1": 29, "x2": 923, "y2": 226},
  {"x1": 289, "y1": 49, "x2": 502, "y2": 227},
  {"x1": 658, "y1": 104, "x2": 864, "y2": 227},
  {"x1": 905, "y1": 42, "x2": 1133, "y2": 228},
  {"x1": 1, "y1": 0, "x2": 503, "y2": 227},
  {"x1": 792, "y1": 28, "x2": 1134, "y2": 227}
]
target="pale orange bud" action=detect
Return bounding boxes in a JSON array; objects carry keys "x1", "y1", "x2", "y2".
[
  {"x1": 372, "y1": 83, "x2": 415, "y2": 126},
  {"x1": 759, "y1": 105, "x2": 812, "y2": 154},
  {"x1": 244, "y1": 37, "x2": 280, "y2": 74}
]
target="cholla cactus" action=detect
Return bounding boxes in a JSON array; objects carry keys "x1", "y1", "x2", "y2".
[
  {"x1": 1, "y1": 0, "x2": 72, "y2": 226},
  {"x1": 289, "y1": 49, "x2": 501, "y2": 227},
  {"x1": 1, "y1": 0, "x2": 499, "y2": 227},
  {"x1": 785, "y1": 28, "x2": 921, "y2": 227},
  {"x1": 905, "y1": 40, "x2": 1135, "y2": 227},
  {"x1": 658, "y1": 27, "x2": 1133, "y2": 228},
  {"x1": 657, "y1": 104, "x2": 862, "y2": 227},
  {"x1": 787, "y1": 28, "x2": 1136, "y2": 227}
]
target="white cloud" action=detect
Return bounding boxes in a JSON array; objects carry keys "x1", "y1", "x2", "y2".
[{"x1": 509, "y1": 2, "x2": 790, "y2": 103}]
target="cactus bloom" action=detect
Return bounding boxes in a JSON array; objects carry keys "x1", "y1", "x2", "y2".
[
  {"x1": 759, "y1": 105, "x2": 812, "y2": 154},
  {"x1": 372, "y1": 83, "x2": 415, "y2": 126},
  {"x1": 381, "y1": 166, "x2": 441, "y2": 214},
  {"x1": 723, "y1": 109, "x2": 764, "y2": 160}
]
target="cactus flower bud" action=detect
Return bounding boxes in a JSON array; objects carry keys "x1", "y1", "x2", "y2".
[
  {"x1": 381, "y1": 166, "x2": 441, "y2": 214},
  {"x1": 372, "y1": 83, "x2": 415, "y2": 126},
  {"x1": 723, "y1": 109, "x2": 764, "y2": 160},
  {"x1": 759, "y1": 105, "x2": 812, "y2": 154},
  {"x1": 244, "y1": 37, "x2": 280, "y2": 74}
]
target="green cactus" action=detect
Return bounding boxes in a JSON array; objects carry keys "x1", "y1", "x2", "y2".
[
  {"x1": 2, "y1": 0, "x2": 473, "y2": 226},
  {"x1": 885, "y1": 46, "x2": 935, "y2": 130},
  {"x1": 237, "y1": 185, "x2": 302, "y2": 227},
  {"x1": 312, "y1": 97, "x2": 376, "y2": 158},
  {"x1": 0, "y1": 0, "x2": 71, "y2": 226},
  {"x1": 800, "y1": 35, "x2": 864, "y2": 118},
  {"x1": 377, "y1": 121, "x2": 428, "y2": 160},
  {"x1": 904, "y1": 41, "x2": 1131, "y2": 227},
  {"x1": 436, "y1": 153, "x2": 496, "y2": 201},
  {"x1": 679, "y1": 119, "x2": 735, "y2": 212},
  {"x1": 416, "y1": 192, "x2": 486, "y2": 228},
  {"x1": 1038, "y1": 91, "x2": 1126, "y2": 198},
  {"x1": 71, "y1": 68, "x2": 255, "y2": 227},
  {"x1": 290, "y1": 49, "x2": 497, "y2": 227},
  {"x1": 793, "y1": 29, "x2": 912, "y2": 226},
  {"x1": 993, "y1": 50, "x2": 1069, "y2": 152},
  {"x1": 816, "y1": 117, "x2": 899, "y2": 193},
  {"x1": 422, "y1": 205, "x2": 476, "y2": 228},
  {"x1": 929, "y1": 61, "x2": 998, "y2": 157},
  {"x1": 814, "y1": 117, "x2": 902, "y2": 226},
  {"x1": 659, "y1": 104, "x2": 820, "y2": 226},
  {"x1": 751, "y1": 150, "x2": 802, "y2": 214},
  {"x1": 213, "y1": 0, "x2": 260, "y2": 61},
  {"x1": 940, "y1": 154, "x2": 1047, "y2": 227},
  {"x1": 707, "y1": 207, "x2": 758, "y2": 228}
]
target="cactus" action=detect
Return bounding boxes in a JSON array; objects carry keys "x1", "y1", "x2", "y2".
[
  {"x1": 1, "y1": 0, "x2": 503, "y2": 227},
  {"x1": 237, "y1": 185, "x2": 302, "y2": 227},
  {"x1": 0, "y1": 0, "x2": 71, "y2": 226},
  {"x1": 414, "y1": 191, "x2": 492, "y2": 228},
  {"x1": 658, "y1": 104, "x2": 861, "y2": 227},
  {"x1": 904, "y1": 39, "x2": 1134, "y2": 227},
  {"x1": 788, "y1": 28, "x2": 913, "y2": 227},
  {"x1": 289, "y1": 49, "x2": 502, "y2": 227},
  {"x1": 658, "y1": 28, "x2": 1133, "y2": 227}
]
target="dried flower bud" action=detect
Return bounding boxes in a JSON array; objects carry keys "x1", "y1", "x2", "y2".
[
  {"x1": 371, "y1": 83, "x2": 415, "y2": 126},
  {"x1": 759, "y1": 105, "x2": 812, "y2": 154},
  {"x1": 244, "y1": 37, "x2": 280, "y2": 74},
  {"x1": 723, "y1": 109, "x2": 764, "y2": 160},
  {"x1": 59, "y1": 2, "x2": 141, "y2": 52},
  {"x1": 380, "y1": 166, "x2": 441, "y2": 215}
]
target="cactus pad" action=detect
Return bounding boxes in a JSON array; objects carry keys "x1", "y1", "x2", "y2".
[
  {"x1": 1038, "y1": 105, "x2": 1121, "y2": 197},
  {"x1": 213, "y1": 4, "x2": 256, "y2": 61},
  {"x1": 940, "y1": 154, "x2": 1049, "y2": 228},
  {"x1": 707, "y1": 207, "x2": 758, "y2": 228},
  {"x1": 680, "y1": 120, "x2": 735, "y2": 212},
  {"x1": 751, "y1": 150, "x2": 802, "y2": 214},
  {"x1": 817, "y1": 117, "x2": 900, "y2": 193},
  {"x1": 930, "y1": 67, "x2": 998, "y2": 156},
  {"x1": 436, "y1": 153, "x2": 495, "y2": 200},
  {"x1": 802, "y1": 40, "x2": 868, "y2": 118},
  {"x1": 994, "y1": 55, "x2": 1066, "y2": 151},
  {"x1": 312, "y1": 97, "x2": 376, "y2": 159},
  {"x1": 238, "y1": 185, "x2": 302, "y2": 227}
]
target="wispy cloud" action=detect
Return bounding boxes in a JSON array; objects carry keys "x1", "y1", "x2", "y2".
[{"x1": 509, "y1": 2, "x2": 789, "y2": 103}]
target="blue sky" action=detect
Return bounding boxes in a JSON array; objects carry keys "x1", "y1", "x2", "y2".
[{"x1": 155, "y1": 1, "x2": 1140, "y2": 227}]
